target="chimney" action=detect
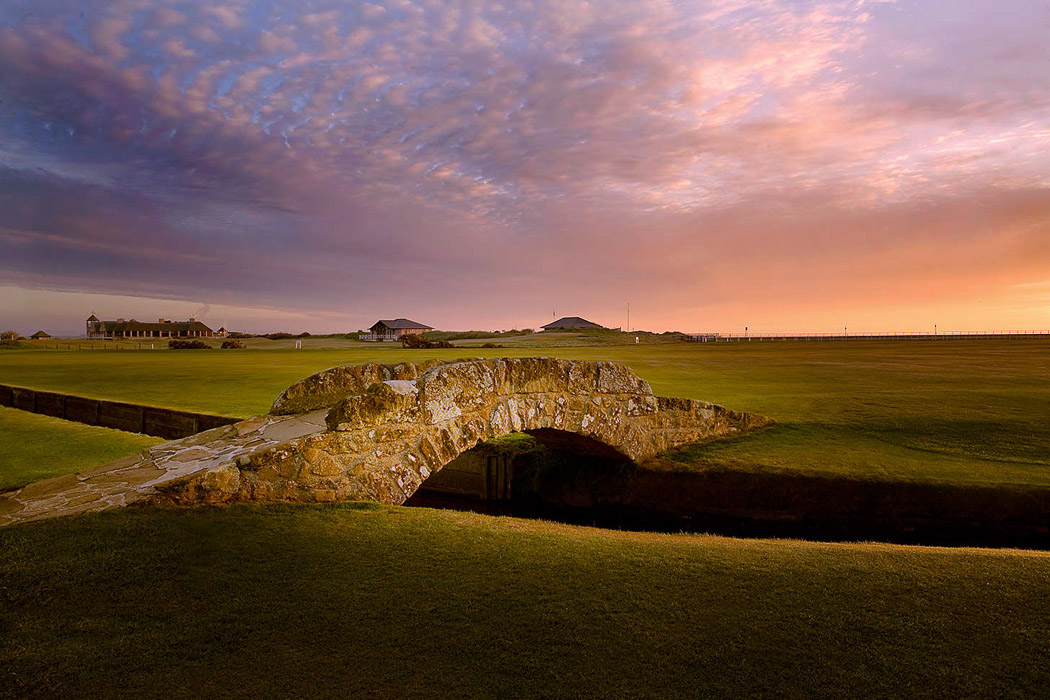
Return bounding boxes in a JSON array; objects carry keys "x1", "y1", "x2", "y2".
[
  {"x1": 189, "y1": 317, "x2": 195, "y2": 322},
  {"x1": 117, "y1": 318, "x2": 125, "y2": 323},
  {"x1": 158, "y1": 318, "x2": 165, "y2": 323}
]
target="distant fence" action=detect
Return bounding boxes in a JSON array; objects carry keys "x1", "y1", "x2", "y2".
[
  {"x1": 0, "y1": 384, "x2": 239, "y2": 439},
  {"x1": 684, "y1": 330, "x2": 1050, "y2": 342},
  {"x1": 27, "y1": 342, "x2": 162, "y2": 350}
]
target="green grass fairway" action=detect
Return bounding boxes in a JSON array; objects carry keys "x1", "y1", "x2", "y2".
[
  {"x1": 2, "y1": 340, "x2": 1048, "y2": 488},
  {"x1": 0, "y1": 407, "x2": 161, "y2": 491},
  {"x1": 10, "y1": 329, "x2": 660, "y2": 351},
  {"x1": 2, "y1": 503, "x2": 1048, "y2": 697}
]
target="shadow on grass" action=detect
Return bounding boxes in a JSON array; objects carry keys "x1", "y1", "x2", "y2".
[
  {"x1": 3, "y1": 503, "x2": 1050, "y2": 698},
  {"x1": 409, "y1": 432, "x2": 1050, "y2": 550}
]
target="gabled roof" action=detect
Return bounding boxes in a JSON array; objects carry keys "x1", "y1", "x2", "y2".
[
  {"x1": 370, "y1": 318, "x2": 433, "y2": 330},
  {"x1": 91, "y1": 320, "x2": 214, "y2": 333},
  {"x1": 541, "y1": 316, "x2": 604, "y2": 330},
  {"x1": 31, "y1": 330, "x2": 51, "y2": 338},
  {"x1": 87, "y1": 314, "x2": 100, "y2": 322}
]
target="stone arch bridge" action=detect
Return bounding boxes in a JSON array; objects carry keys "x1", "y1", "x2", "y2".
[{"x1": 0, "y1": 358, "x2": 769, "y2": 525}]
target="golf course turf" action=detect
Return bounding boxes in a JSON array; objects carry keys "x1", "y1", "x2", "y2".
[
  {"x1": 0, "y1": 406, "x2": 161, "y2": 491},
  {"x1": 2, "y1": 339, "x2": 1048, "y2": 487},
  {"x1": 2, "y1": 502, "x2": 1050, "y2": 698},
  {"x1": 2, "y1": 339, "x2": 1049, "y2": 696}
]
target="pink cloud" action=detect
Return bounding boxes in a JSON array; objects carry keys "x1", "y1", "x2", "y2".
[
  {"x1": 89, "y1": 16, "x2": 132, "y2": 61},
  {"x1": 257, "y1": 30, "x2": 297, "y2": 55},
  {"x1": 190, "y1": 24, "x2": 222, "y2": 43},
  {"x1": 162, "y1": 37, "x2": 196, "y2": 60},
  {"x1": 148, "y1": 7, "x2": 187, "y2": 29},
  {"x1": 2, "y1": 0, "x2": 1049, "y2": 331},
  {"x1": 205, "y1": 5, "x2": 242, "y2": 29}
]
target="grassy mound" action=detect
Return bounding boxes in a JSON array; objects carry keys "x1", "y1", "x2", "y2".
[{"x1": 2, "y1": 503, "x2": 1049, "y2": 697}]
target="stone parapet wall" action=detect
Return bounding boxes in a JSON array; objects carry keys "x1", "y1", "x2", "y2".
[{"x1": 270, "y1": 359, "x2": 455, "y2": 415}]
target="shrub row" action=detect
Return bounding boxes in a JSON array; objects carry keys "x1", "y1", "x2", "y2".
[
  {"x1": 400, "y1": 334, "x2": 454, "y2": 349},
  {"x1": 168, "y1": 340, "x2": 210, "y2": 350}
]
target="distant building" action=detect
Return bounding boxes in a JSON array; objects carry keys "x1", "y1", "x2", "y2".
[
  {"x1": 216, "y1": 327, "x2": 229, "y2": 338},
  {"x1": 541, "y1": 316, "x2": 604, "y2": 331},
  {"x1": 86, "y1": 314, "x2": 214, "y2": 339},
  {"x1": 30, "y1": 331, "x2": 52, "y2": 340},
  {"x1": 365, "y1": 319, "x2": 433, "y2": 341}
]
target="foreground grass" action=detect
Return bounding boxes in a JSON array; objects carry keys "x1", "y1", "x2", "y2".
[
  {"x1": 2, "y1": 340, "x2": 1048, "y2": 488},
  {"x1": 2, "y1": 503, "x2": 1049, "y2": 698},
  {"x1": 0, "y1": 407, "x2": 161, "y2": 491}
]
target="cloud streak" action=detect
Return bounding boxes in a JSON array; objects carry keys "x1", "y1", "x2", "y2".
[{"x1": 1, "y1": 0, "x2": 1048, "y2": 332}]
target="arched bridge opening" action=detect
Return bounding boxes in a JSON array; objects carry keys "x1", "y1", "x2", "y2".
[{"x1": 405, "y1": 430, "x2": 638, "y2": 515}]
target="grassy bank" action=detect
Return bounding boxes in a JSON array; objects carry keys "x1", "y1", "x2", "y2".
[
  {"x1": 1, "y1": 340, "x2": 1048, "y2": 488},
  {"x1": 0, "y1": 407, "x2": 161, "y2": 491},
  {"x1": 2, "y1": 503, "x2": 1049, "y2": 698}
]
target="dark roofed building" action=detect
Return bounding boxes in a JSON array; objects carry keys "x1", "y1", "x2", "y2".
[
  {"x1": 86, "y1": 315, "x2": 214, "y2": 339},
  {"x1": 30, "y1": 331, "x2": 52, "y2": 340},
  {"x1": 367, "y1": 318, "x2": 433, "y2": 341},
  {"x1": 541, "y1": 316, "x2": 604, "y2": 331}
]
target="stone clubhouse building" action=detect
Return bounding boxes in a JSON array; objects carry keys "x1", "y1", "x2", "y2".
[{"x1": 86, "y1": 315, "x2": 215, "y2": 339}]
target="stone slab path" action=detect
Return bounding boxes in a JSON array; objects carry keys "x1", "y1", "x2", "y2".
[{"x1": 0, "y1": 410, "x2": 328, "y2": 527}]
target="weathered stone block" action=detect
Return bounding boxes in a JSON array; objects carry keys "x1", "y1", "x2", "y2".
[
  {"x1": 308, "y1": 452, "x2": 344, "y2": 477},
  {"x1": 271, "y1": 359, "x2": 451, "y2": 415},
  {"x1": 326, "y1": 383, "x2": 421, "y2": 431}
]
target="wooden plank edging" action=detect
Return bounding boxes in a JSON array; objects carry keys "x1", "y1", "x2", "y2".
[{"x1": 0, "y1": 383, "x2": 240, "y2": 439}]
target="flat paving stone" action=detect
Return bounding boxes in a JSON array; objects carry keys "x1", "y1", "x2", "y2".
[
  {"x1": 18, "y1": 473, "x2": 80, "y2": 500},
  {"x1": 83, "y1": 462, "x2": 165, "y2": 486}
]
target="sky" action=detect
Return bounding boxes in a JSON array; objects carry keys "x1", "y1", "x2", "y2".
[{"x1": 1, "y1": 0, "x2": 1048, "y2": 335}]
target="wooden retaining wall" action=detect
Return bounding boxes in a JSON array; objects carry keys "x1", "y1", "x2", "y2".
[
  {"x1": 0, "y1": 384, "x2": 239, "y2": 439},
  {"x1": 684, "y1": 331, "x2": 1050, "y2": 342},
  {"x1": 413, "y1": 449, "x2": 1050, "y2": 549}
]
